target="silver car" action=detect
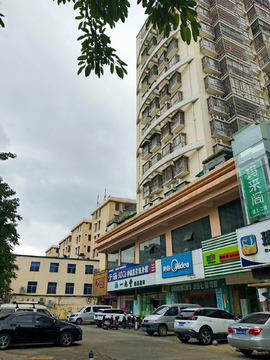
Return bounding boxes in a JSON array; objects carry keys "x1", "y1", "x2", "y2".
[{"x1": 227, "y1": 312, "x2": 270, "y2": 356}]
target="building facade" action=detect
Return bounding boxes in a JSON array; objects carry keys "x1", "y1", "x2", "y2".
[{"x1": 136, "y1": 0, "x2": 270, "y2": 212}]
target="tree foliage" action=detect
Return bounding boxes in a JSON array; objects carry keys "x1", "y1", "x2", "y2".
[
  {"x1": 1, "y1": 1, "x2": 200, "y2": 78},
  {"x1": 0, "y1": 153, "x2": 22, "y2": 302}
]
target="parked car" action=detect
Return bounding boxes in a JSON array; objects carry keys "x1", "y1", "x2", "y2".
[
  {"x1": 0, "y1": 311, "x2": 82, "y2": 350},
  {"x1": 174, "y1": 307, "x2": 238, "y2": 345},
  {"x1": 0, "y1": 301, "x2": 53, "y2": 317},
  {"x1": 141, "y1": 303, "x2": 200, "y2": 336},
  {"x1": 227, "y1": 312, "x2": 270, "y2": 356},
  {"x1": 66, "y1": 305, "x2": 112, "y2": 325},
  {"x1": 94, "y1": 308, "x2": 126, "y2": 327}
]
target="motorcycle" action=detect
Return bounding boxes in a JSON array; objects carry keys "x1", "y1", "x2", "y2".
[{"x1": 103, "y1": 315, "x2": 119, "y2": 330}]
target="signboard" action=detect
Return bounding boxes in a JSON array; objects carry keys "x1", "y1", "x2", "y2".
[
  {"x1": 237, "y1": 219, "x2": 270, "y2": 268},
  {"x1": 203, "y1": 245, "x2": 239, "y2": 267},
  {"x1": 161, "y1": 251, "x2": 193, "y2": 278},
  {"x1": 170, "y1": 279, "x2": 221, "y2": 292},
  {"x1": 107, "y1": 262, "x2": 156, "y2": 291},
  {"x1": 240, "y1": 159, "x2": 270, "y2": 219}
]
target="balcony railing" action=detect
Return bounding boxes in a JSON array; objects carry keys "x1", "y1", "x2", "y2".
[
  {"x1": 162, "y1": 165, "x2": 175, "y2": 185},
  {"x1": 160, "y1": 84, "x2": 170, "y2": 104},
  {"x1": 142, "y1": 106, "x2": 150, "y2": 124},
  {"x1": 168, "y1": 72, "x2": 181, "y2": 94},
  {"x1": 142, "y1": 160, "x2": 151, "y2": 175},
  {"x1": 171, "y1": 110, "x2": 185, "y2": 133},
  {"x1": 170, "y1": 91, "x2": 183, "y2": 106},
  {"x1": 210, "y1": 118, "x2": 230, "y2": 141},
  {"x1": 174, "y1": 156, "x2": 189, "y2": 178},
  {"x1": 213, "y1": 143, "x2": 232, "y2": 154},
  {"x1": 160, "y1": 102, "x2": 171, "y2": 116},
  {"x1": 151, "y1": 152, "x2": 161, "y2": 166},
  {"x1": 143, "y1": 182, "x2": 151, "y2": 198},
  {"x1": 162, "y1": 142, "x2": 172, "y2": 157},
  {"x1": 199, "y1": 21, "x2": 215, "y2": 39},
  {"x1": 151, "y1": 174, "x2": 163, "y2": 194},
  {"x1": 207, "y1": 96, "x2": 227, "y2": 117},
  {"x1": 199, "y1": 38, "x2": 217, "y2": 57},
  {"x1": 167, "y1": 38, "x2": 179, "y2": 59},
  {"x1": 172, "y1": 132, "x2": 187, "y2": 151},
  {"x1": 148, "y1": 36, "x2": 157, "y2": 54},
  {"x1": 149, "y1": 97, "x2": 160, "y2": 117},
  {"x1": 204, "y1": 75, "x2": 224, "y2": 96},
  {"x1": 161, "y1": 122, "x2": 172, "y2": 143},
  {"x1": 142, "y1": 142, "x2": 151, "y2": 160},
  {"x1": 168, "y1": 54, "x2": 180, "y2": 69},
  {"x1": 149, "y1": 133, "x2": 161, "y2": 153},
  {"x1": 196, "y1": 5, "x2": 211, "y2": 23},
  {"x1": 201, "y1": 56, "x2": 221, "y2": 75},
  {"x1": 149, "y1": 65, "x2": 158, "y2": 83},
  {"x1": 158, "y1": 51, "x2": 168, "y2": 72}
]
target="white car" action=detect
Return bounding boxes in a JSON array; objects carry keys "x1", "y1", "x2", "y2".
[
  {"x1": 94, "y1": 308, "x2": 126, "y2": 327},
  {"x1": 174, "y1": 307, "x2": 238, "y2": 345}
]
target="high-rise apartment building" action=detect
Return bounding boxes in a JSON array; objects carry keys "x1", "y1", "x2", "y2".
[{"x1": 136, "y1": 0, "x2": 270, "y2": 212}]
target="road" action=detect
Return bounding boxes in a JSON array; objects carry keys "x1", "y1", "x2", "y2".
[{"x1": 1, "y1": 324, "x2": 270, "y2": 360}]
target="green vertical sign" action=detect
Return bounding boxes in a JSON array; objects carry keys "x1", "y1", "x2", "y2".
[{"x1": 240, "y1": 159, "x2": 270, "y2": 219}]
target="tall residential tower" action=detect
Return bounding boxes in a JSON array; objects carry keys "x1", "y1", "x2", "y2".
[{"x1": 136, "y1": 0, "x2": 270, "y2": 212}]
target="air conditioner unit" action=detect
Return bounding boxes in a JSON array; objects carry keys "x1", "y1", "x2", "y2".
[
  {"x1": 19, "y1": 286, "x2": 27, "y2": 293},
  {"x1": 39, "y1": 297, "x2": 45, "y2": 304},
  {"x1": 170, "y1": 184, "x2": 175, "y2": 190},
  {"x1": 47, "y1": 300, "x2": 55, "y2": 307}
]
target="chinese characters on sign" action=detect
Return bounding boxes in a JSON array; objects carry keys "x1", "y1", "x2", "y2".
[
  {"x1": 107, "y1": 262, "x2": 155, "y2": 283},
  {"x1": 161, "y1": 251, "x2": 193, "y2": 278},
  {"x1": 240, "y1": 160, "x2": 270, "y2": 220},
  {"x1": 170, "y1": 280, "x2": 220, "y2": 292}
]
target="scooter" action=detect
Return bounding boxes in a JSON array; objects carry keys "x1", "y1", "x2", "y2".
[{"x1": 103, "y1": 315, "x2": 119, "y2": 330}]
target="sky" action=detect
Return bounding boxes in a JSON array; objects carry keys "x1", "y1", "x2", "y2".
[{"x1": 1, "y1": 1, "x2": 147, "y2": 256}]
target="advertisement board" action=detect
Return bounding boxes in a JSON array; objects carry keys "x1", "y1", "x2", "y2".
[{"x1": 161, "y1": 251, "x2": 193, "y2": 278}]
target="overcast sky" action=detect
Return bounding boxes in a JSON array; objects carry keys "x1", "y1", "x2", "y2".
[{"x1": 1, "y1": 1, "x2": 146, "y2": 256}]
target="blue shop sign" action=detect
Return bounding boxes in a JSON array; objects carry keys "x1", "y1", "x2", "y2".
[
  {"x1": 108, "y1": 262, "x2": 156, "y2": 283},
  {"x1": 161, "y1": 251, "x2": 193, "y2": 278}
]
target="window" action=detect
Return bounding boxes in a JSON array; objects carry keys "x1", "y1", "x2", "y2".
[
  {"x1": 67, "y1": 264, "x2": 76, "y2": 274},
  {"x1": 49, "y1": 262, "x2": 59, "y2": 273},
  {"x1": 15, "y1": 314, "x2": 33, "y2": 323},
  {"x1": 47, "y1": 282, "x2": 57, "y2": 294},
  {"x1": 65, "y1": 283, "x2": 74, "y2": 294},
  {"x1": 88, "y1": 234, "x2": 91, "y2": 241},
  {"x1": 115, "y1": 202, "x2": 120, "y2": 210},
  {"x1": 139, "y1": 235, "x2": 166, "y2": 264},
  {"x1": 218, "y1": 198, "x2": 244, "y2": 235},
  {"x1": 89, "y1": 223, "x2": 92, "y2": 230},
  {"x1": 107, "y1": 250, "x2": 119, "y2": 269},
  {"x1": 85, "y1": 265, "x2": 93, "y2": 274},
  {"x1": 35, "y1": 314, "x2": 55, "y2": 325},
  {"x1": 84, "y1": 284, "x2": 92, "y2": 295},
  {"x1": 87, "y1": 246, "x2": 91, "y2": 253},
  {"x1": 121, "y1": 244, "x2": 135, "y2": 265},
  {"x1": 30, "y1": 262, "x2": 40, "y2": 272},
  {"x1": 27, "y1": 281, "x2": 37, "y2": 293},
  {"x1": 172, "y1": 217, "x2": 211, "y2": 255},
  {"x1": 97, "y1": 221, "x2": 100, "y2": 230}
]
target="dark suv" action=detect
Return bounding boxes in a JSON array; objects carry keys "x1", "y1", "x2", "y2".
[{"x1": 174, "y1": 307, "x2": 238, "y2": 345}]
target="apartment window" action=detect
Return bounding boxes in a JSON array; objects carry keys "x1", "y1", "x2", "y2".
[
  {"x1": 121, "y1": 243, "x2": 135, "y2": 265},
  {"x1": 85, "y1": 265, "x2": 93, "y2": 274},
  {"x1": 218, "y1": 198, "x2": 244, "y2": 235},
  {"x1": 139, "y1": 235, "x2": 166, "y2": 264},
  {"x1": 94, "y1": 223, "x2": 97, "y2": 232},
  {"x1": 67, "y1": 264, "x2": 76, "y2": 274},
  {"x1": 87, "y1": 246, "x2": 91, "y2": 252},
  {"x1": 89, "y1": 223, "x2": 92, "y2": 230},
  {"x1": 49, "y1": 262, "x2": 59, "y2": 273},
  {"x1": 30, "y1": 262, "x2": 40, "y2": 272},
  {"x1": 84, "y1": 284, "x2": 92, "y2": 295},
  {"x1": 115, "y1": 202, "x2": 120, "y2": 210},
  {"x1": 97, "y1": 221, "x2": 100, "y2": 230},
  {"x1": 98, "y1": 208, "x2": 101, "y2": 217},
  {"x1": 88, "y1": 234, "x2": 91, "y2": 241},
  {"x1": 65, "y1": 283, "x2": 74, "y2": 294},
  {"x1": 27, "y1": 281, "x2": 37, "y2": 293},
  {"x1": 47, "y1": 282, "x2": 57, "y2": 294},
  {"x1": 172, "y1": 216, "x2": 211, "y2": 254},
  {"x1": 107, "y1": 250, "x2": 119, "y2": 269}
]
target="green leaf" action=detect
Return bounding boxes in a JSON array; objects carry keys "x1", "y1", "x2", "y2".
[
  {"x1": 116, "y1": 66, "x2": 124, "y2": 79},
  {"x1": 110, "y1": 63, "x2": 114, "y2": 74}
]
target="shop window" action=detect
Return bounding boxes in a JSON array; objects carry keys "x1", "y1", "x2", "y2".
[
  {"x1": 139, "y1": 235, "x2": 166, "y2": 264},
  {"x1": 172, "y1": 217, "x2": 211, "y2": 254},
  {"x1": 218, "y1": 198, "x2": 244, "y2": 235},
  {"x1": 121, "y1": 243, "x2": 135, "y2": 265},
  {"x1": 107, "y1": 250, "x2": 119, "y2": 269}
]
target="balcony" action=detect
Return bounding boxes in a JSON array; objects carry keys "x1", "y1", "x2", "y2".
[
  {"x1": 210, "y1": 117, "x2": 230, "y2": 141},
  {"x1": 160, "y1": 102, "x2": 171, "y2": 117},
  {"x1": 199, "y1": 21, "x2": 215, "y2": 40},
  {"x1": 168, "y1": 72, "x2": 182, "y2": 94},
  {"x1": 142, "y1": 160, "x2": 151, "y2": 175},
  {"x1": 148, "y1": 36, "x2": 157, "y2": 54},
  {"x1": 258, "y1": 48, "x2": 270, "y2": 72},
  {"x1": 174, "y1": 156, "x2": 189, "y2": 179},
  {"x1": 141, "y1": 48, "x2": 148, "y2": 66},
  {"x1": 141, "y1": 75, "x2": 149, "y2": 93},
  {"x1": 149, "y1": 97, "x2": 160, "y2": 117},
  {"x1": 242, "y1": 30, "x2": 252, "y2": 44},
  {"x1": 199, "y1": 38, "x2": 217, "y2": 57},
  {"x1": 172, "y1": 132, "x2": 187, "y2": 151},
  {"x1": 151, "y1": 152, "x2": 161, "y2": 166},
  {"x1": 213, "y1": 143, "x2": 232, "y2": 154},
  {"x1": 196, "y1": 5, "x2": 211, "y2": 23},
  {"x1": 162, "y1": 165, "x2": 175, "y2": 186},
  {"x1": 151, "y1": 174, "x2": 163, "y2": 195},
  {"x1": 149, "y1": 133, "x2": 161, "y2": 153},
  {"x1": 142, "y1": 124, "x2": 149, "y2": 136},
  {"x1": 167, "y1": 38, "x2": 179, "y2": 60},
  {"x1": 168, "y1": 54, "x2": 180, "y2": 69},
  {"x1": 197, "y1": 0, "x2": 210, "y2": 8},
  {"x1": 201, "y1": 56, "x2": 221, "y2": 75},
  {"x1": 170, "y1": 90, "x2": 183, "y2": 107},
  {"x1": 148, "y1": 65, "x2": 158, "y2": 84},
  {"x1": 162, "y1": 142, "x2": 172, "y2": 158},
  {"x1": 158, "y1": 51, "x2": 168, "y2": 72},
  {"x1": 207, "y1": 96, "x2": 227, "y2": 117},
  {"x1": 264, "y1": 72, "x2": 270, "y2": 85},
  {"x1": 171, "y1": 110, "x2": 185, "y2": 134},
  {"x1": 142, "y1": 106, "x2": 150, "y2": 125},
  {"x1": 161, "y1": 122, "x2": 173, "y2": 143},
  {"x1": 204, "y1": 75, "x2": 224, "y2": 96},
  {"x1": 143, "y1": 181, "x2": 151, "y2": 198},
  {"x1": 142, "y1": 142, "x2": 152, "y2": 161},
  {"x1": 160, "y1": 84, "x2": 170, "y2": 105}
]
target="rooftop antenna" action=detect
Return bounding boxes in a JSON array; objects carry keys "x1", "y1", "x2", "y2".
[
  {"x1": 97, "y1": 193, "x2": 99, "y2": 206},
  {"x1": 104, "y1": 186, "x2": 107, "y2": 201}
]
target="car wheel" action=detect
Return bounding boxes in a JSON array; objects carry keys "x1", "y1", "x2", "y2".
[
  {"x1": 158, "y1": 325, "x2": 167, "y2": 336},
  {"x1": 178, "y1": 336, "x2": 190, "y2": 343},
  {"x1": 59, "y1": 332, "x2": 73, "y2": 347},
  {"x1": 198, "y1": 328, "x2": 212, "y2": 345},
  {"x1": 240, "y1": 349, "x2": 253, "y2": 356},
  {"x1": 146, "y1": 331, "x2": 154, "y2": 336},
  {"x1": 76, "y1": 318, "x2": 82, "y2": 325},
  {"x1": 0, "y1": 333, "x2": 11, "y2": 350}
]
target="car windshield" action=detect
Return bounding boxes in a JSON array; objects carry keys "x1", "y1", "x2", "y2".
[
  {"x1": 0, "y1": 309, "x2": 15, "y2": 317},
  {"x1": 239, "y1": 313, "x2": 270, "y2": 325},
  {"x1": 152, "y1": 306, "x2": 170, "y2": 315}
]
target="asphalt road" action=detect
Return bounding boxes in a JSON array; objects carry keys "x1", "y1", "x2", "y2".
[{"x1": 1, "y1": 324, "x2": 270, "y2": 360}]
